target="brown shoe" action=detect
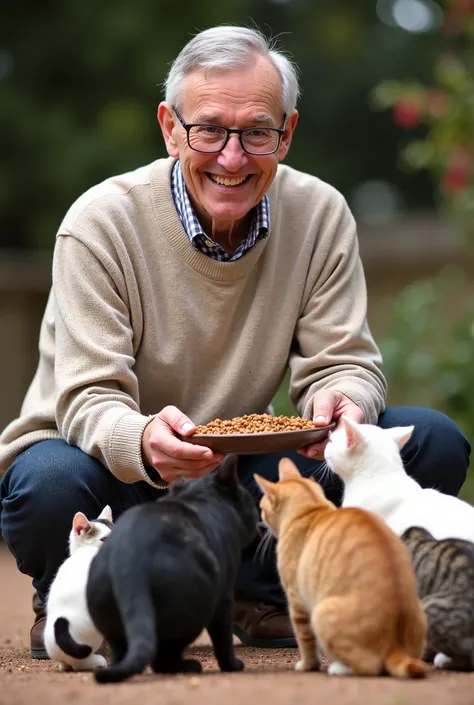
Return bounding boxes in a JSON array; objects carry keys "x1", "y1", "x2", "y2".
[
  {"x1": 30, "y1": 591, "x2": 109, "y2": 662},
  {"x1": 31, "y1": 592, "x2": 49, "y2": 659},
  {"x1": 233, "y1": 593, "x2": 297, "y2": 648}
]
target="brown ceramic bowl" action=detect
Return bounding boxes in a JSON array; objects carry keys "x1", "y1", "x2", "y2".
[{"x1": 181, "y1": 422, "x2": 336, "y2": 455}]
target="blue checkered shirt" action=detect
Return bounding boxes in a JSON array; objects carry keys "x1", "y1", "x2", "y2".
[{"x1": 171, "y1": 161, "x2": 269, "y2": 261}]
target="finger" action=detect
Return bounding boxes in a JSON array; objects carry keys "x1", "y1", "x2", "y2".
[
  {"x1": 151, "y1": 450, "x2": 224, "y2": 472},
  {"x1": 297, "y1": 438, "x2": 329, "y2": 459},
  {"x1": 311, "y1": 390, "x2": 337, "y2": 425},
  {"x1": 150, "y1": 432, "x2": 217, "y2": 461},
  {"x1": 158, "y1": 405, "x2": 196, "y2": 435},
  {"x1": 339, "y1": 406, "x2": 365, "y2": 423},
  {"x1": 161, "y1": 460, "x2": 222, "y2": 483}
]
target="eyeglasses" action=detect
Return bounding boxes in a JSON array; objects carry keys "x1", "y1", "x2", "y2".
[{"x1": 172, "y1": 106, "x2": 287, "y2": 155}]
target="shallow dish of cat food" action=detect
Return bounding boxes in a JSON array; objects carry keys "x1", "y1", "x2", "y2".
[{"x1": 181, "y1": 414, "x2": 336, "y2": 455}]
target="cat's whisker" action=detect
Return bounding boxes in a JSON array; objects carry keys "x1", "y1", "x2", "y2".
[
  {"x1": 314, "y1": 460, "x2": 330, "y2": 485},
  {"x1": 303, "y1": 459, "x2": 334, "y2": 487},
  {"x1": 254, "y1": 526, "x2": 275, "y2": 564}
]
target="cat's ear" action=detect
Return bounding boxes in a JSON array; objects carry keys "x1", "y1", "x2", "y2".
[
  {"x1": 98, "y1": 505, "x2": 113, "y2": 523},
  {"x1": 278, "y1": 458, "x2": 301, "y2": 483},
  {"x1": 254, "y1": 474, "x2": 278, "y2": 504},
  {"x1": 214, "y1": 454, "x2": 239, "y2": 497},
  {"x1": 73, "y1": 512, "x2": 90, "y2": 536},
  {"x1": 341, "y1": 415, "x2": 366, "y2": 450},
  {"x1": 387, "y1": 425, "x2": 414, "y2": 449}
]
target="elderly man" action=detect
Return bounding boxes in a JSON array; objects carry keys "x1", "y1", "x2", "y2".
[{"x1": 0, "y1": 26, "x2": 470, "y2": 658}]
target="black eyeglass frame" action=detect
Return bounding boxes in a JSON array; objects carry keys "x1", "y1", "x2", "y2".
[{"x1": 172, "y1": 106, "x2": 287, "y2": 155}]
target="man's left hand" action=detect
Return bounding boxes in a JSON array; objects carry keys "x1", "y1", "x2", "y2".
[{"x1": 297, "y1": 390, "x2": 364, "y2": 460}]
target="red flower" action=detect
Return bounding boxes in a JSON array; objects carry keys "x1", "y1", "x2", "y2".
[
  {"x1": 441, "y1": 148, "x2": 472, "y2": 195},
  {"x1": 452, "y1": 0, "x2": 474, "y2": 17},
  {"x1": 393, "y1": 99, "x2": 421, "y2": 129}
]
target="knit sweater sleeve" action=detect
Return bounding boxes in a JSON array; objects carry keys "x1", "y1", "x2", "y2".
[
  {"x1": 288, "y1": 191, "x2": 387, "y2": 424},
  {"x1": 52, "y1": 232, "x2": 160, "y2": 487}
]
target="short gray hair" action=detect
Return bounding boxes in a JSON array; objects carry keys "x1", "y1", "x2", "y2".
[{"x1": 164, "y1": 26, "x2": 300, "y2": 116}]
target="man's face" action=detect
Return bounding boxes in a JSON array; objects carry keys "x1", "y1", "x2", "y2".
[{"x1": 158, "y1": 54, "x2": 298, "y2": 233}]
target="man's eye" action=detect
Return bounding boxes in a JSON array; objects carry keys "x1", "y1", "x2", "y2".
[{"x1": 247, "y1": 129, "x2": 267, "y2": 137}]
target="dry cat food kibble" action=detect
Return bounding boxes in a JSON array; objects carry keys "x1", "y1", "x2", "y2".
[{"x1": 194, "y1": 413, "x2": 316, "y2": 435}]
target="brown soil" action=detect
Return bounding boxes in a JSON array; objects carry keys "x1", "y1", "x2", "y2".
[{"x1": 1, "y1": 546, "x2": 473, "y2": 705}]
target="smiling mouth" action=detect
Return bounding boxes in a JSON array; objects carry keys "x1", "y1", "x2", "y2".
[{"x1": 207, "y1": 173, "x2": 251, "y2": 187}]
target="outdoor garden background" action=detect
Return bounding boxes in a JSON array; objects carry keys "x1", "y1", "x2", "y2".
[{"x1": 1, "y1": 0, "x2": 474, "y2": 498}]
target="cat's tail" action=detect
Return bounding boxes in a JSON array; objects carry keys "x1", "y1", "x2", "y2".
[
  {"x1": 54, "y1": 617, "x2": 92, "y2": 659},
  {"x1": 94, "y1": 569, "x2": 156, "y2": 684},
  {"x1": 384, "y1": 649, "x2": 427, "y2": 679}
]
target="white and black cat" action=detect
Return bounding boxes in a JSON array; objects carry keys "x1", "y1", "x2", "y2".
[
  {"x1": 324, "y1": 416, "x2": 474, "y2": 541},
  {"x1": 87, "y1": 454, "x2": 258, "y2": 684},
  {"x1": 44, "y1": 506, "x2": 113, "y2": 671}
]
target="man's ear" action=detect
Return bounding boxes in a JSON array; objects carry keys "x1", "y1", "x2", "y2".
[
  {"x1": 157, "y1": 102, "x2": 179, "y2": 157},
  {"x1": 277, "y1": 110, "x2": 298, "y2": 161}
]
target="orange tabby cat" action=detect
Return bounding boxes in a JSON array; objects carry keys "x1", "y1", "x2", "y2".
[{"x1": 254, "y1": 459, "x2": 427, "y2": 678}]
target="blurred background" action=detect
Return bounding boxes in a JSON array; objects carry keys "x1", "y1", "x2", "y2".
[{"x1": 1, "y1": 0, "x2": 474, "y2": 496}]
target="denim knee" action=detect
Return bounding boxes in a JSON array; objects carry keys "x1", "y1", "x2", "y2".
[
  {"x1": 379, "y1": 406, "x2": 471, "y2": 496},
  {"x1": 1, "y1": 440, "x2": 111, "y2": 523},
  {"x1": 0, "y1": 440, "x2": 113, "y2": 583}
]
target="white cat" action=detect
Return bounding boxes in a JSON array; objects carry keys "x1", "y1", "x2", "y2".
[
  {"x1": 324, "y1": 416, "x2": 474, "y2": 541},
  {"x1": 44, "y1": 506, "x2": 113, "y2": 671}
]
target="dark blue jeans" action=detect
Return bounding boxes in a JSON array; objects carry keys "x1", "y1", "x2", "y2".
[{"x1": 0, "y1": 406, "x2": 470, "y2": 609}]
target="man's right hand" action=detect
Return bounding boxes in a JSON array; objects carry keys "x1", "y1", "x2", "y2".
[{"x1": 141, "y1": 405, "x2": 224, "y2": 484}]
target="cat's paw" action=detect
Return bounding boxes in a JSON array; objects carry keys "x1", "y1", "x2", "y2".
[
  {"x1": 181, "y1": 659, "x2": 203, "y2": 673},
  {"x1": 434, "y1": 653, "x2": 454, "y2": 670},
  {"x1": 220, "y1": 658, "x2": 244, "y2": 673},
  {"x1": 327, "y1": 661, "x2": 353, "y2": 676},
  {"x1": 295, "y1": 659, "x2": 319, "y2": 672},
  {"x1": 93, "y1": 655, "x2": 107, "y2": 669}
]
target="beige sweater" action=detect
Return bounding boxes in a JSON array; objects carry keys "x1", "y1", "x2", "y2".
[{"x1": 0, "y1": 158, "x2": 387, "y2": 486}]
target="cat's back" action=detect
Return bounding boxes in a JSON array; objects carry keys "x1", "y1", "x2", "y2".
[
  {"x1": 106, "y1": 499, "x2": 205, "y2": 543},
  {"x1": 393, "y1": 490, "x2": 474, "y2": 541},
  {"x1": 97, "y1": 499, "x2": 218, "y2": 578},
  {"x1": 408, "y1": 532, "x2": 474, "y2": 597},
  {"x1": 47, "y1": 546, "x2": 99, "y2": 611},
  {"x1": 299, "y1": 506, "x2": 420, "y2": 612}
]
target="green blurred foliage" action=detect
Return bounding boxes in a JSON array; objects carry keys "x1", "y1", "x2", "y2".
[
  {"x1": 1, "y1": 0, "x2": 446, "y2": 249},
  {"x1": 370, "y1": 0, "x2": 474, "y2": 499},
  {"x1": 371, "y1": 0, "x2": 474, "y2": 238}
]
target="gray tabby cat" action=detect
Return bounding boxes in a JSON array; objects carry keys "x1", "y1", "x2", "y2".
[{"x1": 402, "y1": 526, "x2": 474, "y2": 671}]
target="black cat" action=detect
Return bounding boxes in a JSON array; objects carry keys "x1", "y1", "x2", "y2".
[{"x1": 86, "y1": 454, "x2": 258, "y2": 683}]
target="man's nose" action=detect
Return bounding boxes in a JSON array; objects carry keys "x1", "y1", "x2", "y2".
[{"x1": 216, "y1": 133, "x2": 248, "y2": 172}]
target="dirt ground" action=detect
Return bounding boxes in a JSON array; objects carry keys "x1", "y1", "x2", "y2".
[{"x1": 1, "y1": 547, "x2": 474, "y2": 705}]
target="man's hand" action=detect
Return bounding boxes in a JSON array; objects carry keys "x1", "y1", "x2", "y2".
[
  {"x1": 298, "y1": 390, "x2": 364, "y2": 460},
  {"x1": 142, "y1": 405, "x2": 224, "y2": 484}
]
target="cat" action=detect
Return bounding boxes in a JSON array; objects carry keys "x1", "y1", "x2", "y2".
[
  {"x1": 44, "y1": 505, "x2": 113, "y2": 671},
  {"x1": 402, "y1": 526, "x2": 474, "y2": 671},
  {"x1": 86, "y1": 454, "x2": 258, "y2": 684},
  {"x1": 324, "y1": 416, "x2": 474, "y2": 541},
  {"x1": 254, "y1": 458, "x2": 427, "y2": 678}
]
